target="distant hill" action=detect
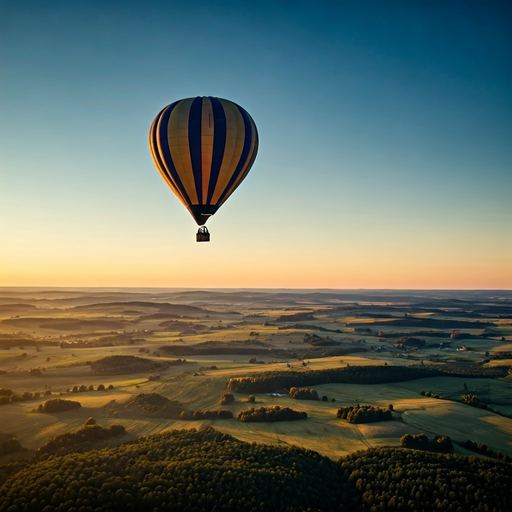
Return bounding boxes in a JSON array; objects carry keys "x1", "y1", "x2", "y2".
[
  {"x1": 90, "y1": 355, "x2": 167, "y2": 375},
  {"x1": 73, "y1": 301, "x2": 207, "y2": 316}
]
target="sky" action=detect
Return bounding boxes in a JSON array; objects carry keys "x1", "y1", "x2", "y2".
[{"x1": 1, "y1": 0, "x2": 511, "y2": 289}]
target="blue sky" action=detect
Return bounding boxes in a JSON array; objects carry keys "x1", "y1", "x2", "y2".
[{"x1": 1, "y1": 1, "x2": 511, "y2": 288}]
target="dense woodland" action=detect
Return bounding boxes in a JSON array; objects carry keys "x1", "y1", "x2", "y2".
[{"x1": 0, "y1": 428, "x2": 511, "y2": 511}]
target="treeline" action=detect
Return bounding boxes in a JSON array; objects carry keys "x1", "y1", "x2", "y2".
[
  {"x1": 336, "y1": 405, "x2": 392, "y2": 424},
  {"x1": 37, "y1": 423, "x2": 126, "y2": 457},
  {"x1": 461, "y1": 394, "x2": 510, "y2": 418},
  {"x1": 440, "y1": 364, "x2": 509, "y2": 378},
  {"x1": 237, "y1": 406, "x2": 307, "y2": 422},
  {"x1": 179, "y1": 409, "x2": 233, "y2": 420},
  {"x1": 36, "y1": 398, "x2": 81, "y2": 413},
  {"x1": 226, "y1": 365, "x2": 439, "y2": 393},
  {"x1": 0, "y1": 387, "x2": 51, "y2": 406},
  {"x1": 462, "y1": 439, "x2": 512, "y2": 463},
  {"x1": 69, "y1": 383, "x2": 114, "y2": 392},
  {"x1": 400, "y1": 433, "x2": 453, "y2": 451},
  {"x1": 1, "y1": 428, "x2": 511, "y2": 511}
]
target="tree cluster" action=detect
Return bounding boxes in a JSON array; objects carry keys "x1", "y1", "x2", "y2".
[
  {"x1": 303, "y1": 333, "x2": 341, "y2": 346},
  {"x1": 400, "y1": 433, "x2": 453, "y2": 451},
  {"x1": 461, "y1": 394, "x2": 487, "y2": 408},
  {"x1": 289, "y1": 387, "x2": 319, "y2": 400},
  {"x1": 124, "y1": 393, "x2": 182, "y2": 418},
  {"x1": 397, "y1": 337, "x2": 426, "y2": 349},
  {"x1": 70, "y1": 384, "x2": 114, "y2": 393},
  {"x1": 220, "y1": 392, "x2": 235, "y2": 405},
  {"x1": 36, "y1": 398, "x2": 81, "y2": 413},
  {"x1": 237, "y1": 405, "x2": 307, "y2": 422},
  {"x1": 420, "y1": 391, "x2": 440, "y2": 398},
  {"x1": 336, "y1": 405, "x2": 392, "y2": 424}
]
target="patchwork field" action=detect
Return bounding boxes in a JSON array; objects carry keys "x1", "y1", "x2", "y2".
[{"x1": 1, "y1": 288, "x2": 511, "y2": 461}]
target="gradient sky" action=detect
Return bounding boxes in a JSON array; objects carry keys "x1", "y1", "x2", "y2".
[{"x1": 1, "y1": 1, "x2": 511, "y2": 289}]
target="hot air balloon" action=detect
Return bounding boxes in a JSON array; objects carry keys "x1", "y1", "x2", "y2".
[{"x1": 149, "y1": 96, "x2": 259, "y2": 242}]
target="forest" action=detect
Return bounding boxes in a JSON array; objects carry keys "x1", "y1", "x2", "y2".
[
  {"x1": 226, "y1": 365, "x2": 438, "y2": 393},
  {"x1": 0, "y1": 428, "x2": 511, "y2": 511}
]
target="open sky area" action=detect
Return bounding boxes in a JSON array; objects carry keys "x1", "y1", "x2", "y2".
[{"x1": 1, "y1": 0, "x2": 511, "y2": 289}]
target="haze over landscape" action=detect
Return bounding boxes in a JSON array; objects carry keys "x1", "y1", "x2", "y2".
[{"x1": 1, "y1": 2, "x2": 511, "y2": 511}]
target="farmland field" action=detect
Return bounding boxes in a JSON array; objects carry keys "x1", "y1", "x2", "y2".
[{"x1": 1, "y1": 288, "x2": 511, "y2": 460}]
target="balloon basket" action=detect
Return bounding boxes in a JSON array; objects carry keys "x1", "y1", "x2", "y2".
[{"x1": 196, "y1": 226, "x2": 210, "y2": 242}]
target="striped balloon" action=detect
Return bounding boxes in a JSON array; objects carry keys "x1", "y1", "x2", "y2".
[{"x1": 149, "y1": 96, "x2": 259, "y2": 226}]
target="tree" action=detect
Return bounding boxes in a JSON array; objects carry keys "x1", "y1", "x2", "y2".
[
  {"x1": 220, "y1": 393, "x2": 234, "y2": 405},
  {"x1": 400, "y1": 434, "x2": 414, "y2": 448}
]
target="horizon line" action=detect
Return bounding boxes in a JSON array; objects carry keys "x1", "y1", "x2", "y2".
[{"x1": 0, "y1": 286, "x2": 510, "y2": 292}]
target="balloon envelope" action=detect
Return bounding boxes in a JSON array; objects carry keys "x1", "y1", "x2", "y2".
[{"x1": 149, "y1": 96, "x2": 259, "y2": 225}]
